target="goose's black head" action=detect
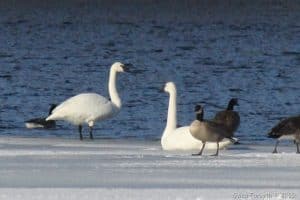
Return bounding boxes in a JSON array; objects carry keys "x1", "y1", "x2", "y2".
[
  {"x1": 194, "y1": 104, "x2": 203, "y2": 113},
  {"x1": 194, "y1": 104, "x2": 204, "y2": 121},
  {"x1": 227, "y1": 98, "x2": 239, "y2": 110}
]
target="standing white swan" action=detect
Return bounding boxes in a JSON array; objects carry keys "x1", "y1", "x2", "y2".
[
  {"x1": 161, "y1": 82, "x2": 232, "y2": 151},
  {"x1": 46, "y1": 62, "x2": 128, "y2": 140}
]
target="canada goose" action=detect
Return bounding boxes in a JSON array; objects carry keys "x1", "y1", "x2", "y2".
[
  {"x1": 190, "y1": 105, "x2": 234, "y2": 156},
  {"x1": 268, "y1": 115, "x2": 300, "y2": 153},
  {"x1": 161, "y1": 82, "x2": 232, "y2": 151},
  {"x1": 25, "y1": 104, "x2": 57, "y2": 129},
  {"x1": 213, "y1": 98, "x2": 240, "y2": 137},
  {"x1": 46, "y1": 62, "x2": 129, "y2": 140}
]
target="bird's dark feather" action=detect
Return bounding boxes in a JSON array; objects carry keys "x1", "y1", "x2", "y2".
[{"x1": 268, "y1": 116, "x2": 300, "y2": 138}]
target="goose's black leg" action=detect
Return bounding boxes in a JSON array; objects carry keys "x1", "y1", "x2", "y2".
[
  {"x1": 193, "y1": 142, "x2": 206, "y2": 156},
  {"x1": 212, "y1": 142, "x2": 219, "y2": 156},
  {"x1": 296, "y1": 142, "x2": 300, "y2": 154},
  {"x1": 78, "y1": 125, "x2": 83, "y2": 140},
  {"x1": 89, "y1": 126, "x2": 94, "y2": 140},
  {"x1": 272, "y1": 140, "x2": 279, "y2": 153}
]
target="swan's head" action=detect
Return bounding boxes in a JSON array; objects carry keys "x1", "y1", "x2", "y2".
[
  {"x1": 163, "y1": 82, "x2": 176, "y2": 94},
  {"x1": 111, "y1": 62, "x2": 128, "y2": 73}
]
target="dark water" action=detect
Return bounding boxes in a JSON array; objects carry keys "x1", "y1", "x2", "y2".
[{"x1": 0, "y1": 0, "x2": 300, "y2": 144}]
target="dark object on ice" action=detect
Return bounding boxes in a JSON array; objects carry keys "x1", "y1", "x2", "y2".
[
  {"x1": 25, "y1": 104, "x2": 57, "y2": 129},
  {"x1": 213, "y1": 98, "x2": 240, "y2": 138},
  {"x1": 268, "y1": 116, "x2": 300, "y2": 154}
]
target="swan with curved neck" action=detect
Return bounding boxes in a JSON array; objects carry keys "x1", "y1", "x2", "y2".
[
  {"x1": 161, "y1": 82, "x2": 233, "y2": 151},
  {"x1": 46, "y1": 62, "x2": 128, "y2": 140}
]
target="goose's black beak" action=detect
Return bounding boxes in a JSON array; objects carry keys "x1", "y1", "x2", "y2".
[{"x1": 194, "y1": 105, "x2": 203, "y2": 112}]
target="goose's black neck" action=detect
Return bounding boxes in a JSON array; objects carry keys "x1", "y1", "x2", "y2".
[
  {"x1": 196, "y1": 111, "x2": 204, "y2": 122},
  {"x1": 227, "y1": 101, "x2": 234, "y2": 111}
]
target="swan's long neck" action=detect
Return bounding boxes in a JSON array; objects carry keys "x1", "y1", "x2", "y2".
[
  {"x1": 108, "y1": 68, "x2": 121, "y2": 109},
  {"x1": 164, "y1": 89, "x2": 177, "y2": 132}
]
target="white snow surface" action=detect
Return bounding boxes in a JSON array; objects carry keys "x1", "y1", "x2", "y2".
[{"x1": 0, "y1": 137, "x2": 299, "y2": 200}]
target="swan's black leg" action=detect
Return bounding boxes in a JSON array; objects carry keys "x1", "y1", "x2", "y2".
[
  {"x1": 89, "y1": 126, "x2": 94, "y2": 140},
  {"x1": 193, "y1": 142, "x2": 206, "y2": 156},
  {"x1": 212, "y1": 142, "x2": 219, "y2": 156},
  {"x1": 272, "y1": 140, "x2": 279, "y2": 153},
  {"x1": 296, "y1": 142, "x2": 300, "y2": 154},
  {"x1": 78, "y1": 125, "x2": 83, "y2": 140}
]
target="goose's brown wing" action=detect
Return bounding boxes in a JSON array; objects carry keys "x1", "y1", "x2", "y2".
[
  {"x1": 214, "y1": 111, "x2": 240, "y2": 132},
  {"x1": 268, "y1": 116, "x2": 300, "y2": 138}
]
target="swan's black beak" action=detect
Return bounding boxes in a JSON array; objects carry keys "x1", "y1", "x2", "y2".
[
  {"x1": 159, "y1": 85, "x2": 165, "y2": 93},
  {"x1": 123, "y1": 63, "x2": 146, "y2": 74},
  {"x1": 122, "y1": 65, "x2": 130, "y2": 73}
]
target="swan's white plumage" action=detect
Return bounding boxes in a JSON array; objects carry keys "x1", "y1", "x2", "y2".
[
  {"x1": 47, "y1": 93, "x2": 117, "y2": 125},
  {"x1": 161, "y1": 82, "x2": 232, "y2": 151},
  {"x1": 46, "y1": 62, "x2": 125, "y2": 133}
]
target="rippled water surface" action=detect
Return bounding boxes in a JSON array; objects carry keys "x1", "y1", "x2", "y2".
[{"x1": 0, "y1": 0, "x2": 300, "y2": 144}]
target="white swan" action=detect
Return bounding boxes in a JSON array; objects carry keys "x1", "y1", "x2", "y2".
[
  {"x1": 46, "y1": 62, "x2": 128, "y2": 140},
  {"x1": 161, "y1": 82, "x2": 232, "y2": 151}
]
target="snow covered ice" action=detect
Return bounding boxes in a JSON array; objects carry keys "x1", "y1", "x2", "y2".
[{"x1": 0, "y1": 137, "x2": 299, "y2": 200}]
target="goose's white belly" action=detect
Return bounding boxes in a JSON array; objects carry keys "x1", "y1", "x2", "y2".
[{"x1": 279, "y1": 134, "x2": 296, "y2": 140}]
